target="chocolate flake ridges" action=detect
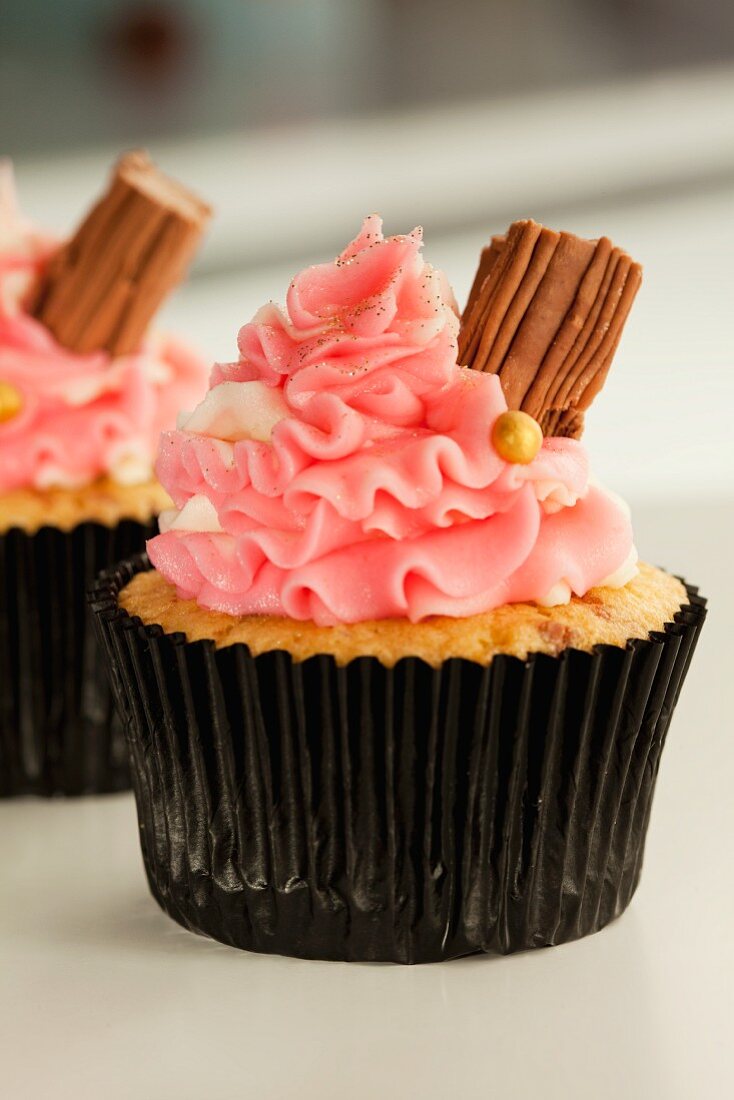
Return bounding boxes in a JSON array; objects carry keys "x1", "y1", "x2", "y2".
[
  {"x1": 458, "y1": 218, "x2": 642, "y2": 438},
  {"x1": 461, "y1": 235, "x2": 504, "y2": 323},
  {"x1": 29, "y1": 150, "x2": 211, "y2": 357}
]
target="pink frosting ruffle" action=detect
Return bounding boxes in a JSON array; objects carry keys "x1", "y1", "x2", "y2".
[
  {"x1": 148, "y1": 217, "x2": 634, "y2": 624},
  {"x1": 0, "y1": 185, "x2": 208, "y2": 493}
]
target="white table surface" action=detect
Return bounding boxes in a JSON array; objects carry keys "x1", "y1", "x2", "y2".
[
  {"x1": 2, "y1": 187, "x2": 733, "y2": 1098},
  {"x1": 1, "y1": 501, "x2": 731, "y2": 1100}
]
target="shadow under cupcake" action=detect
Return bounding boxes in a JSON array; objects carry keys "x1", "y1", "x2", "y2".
[{"x1": 90, "y1": 216, "x2": 706, "y2": 960}]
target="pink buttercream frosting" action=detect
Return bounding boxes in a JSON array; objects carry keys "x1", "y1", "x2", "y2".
[
  {"x1": 0, "y1": 166, "x2": 207, "y2": 493},
  {"x1": 148, "y1": 216, "x2": 636, "y2": 625}
]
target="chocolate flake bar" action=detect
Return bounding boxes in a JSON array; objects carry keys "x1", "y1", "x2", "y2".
[
  {"x1": 29, "y1": 150, "x2": 211, "y2": 357},
  {"x1": 458, "y1": 219, "x2": 642, "y2": 438}
]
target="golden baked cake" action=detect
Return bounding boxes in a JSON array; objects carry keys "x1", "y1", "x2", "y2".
[{"x1": 120, "y1": 561, "x2": 686, "y2": 667}]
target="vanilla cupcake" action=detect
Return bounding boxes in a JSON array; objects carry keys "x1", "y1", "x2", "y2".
[
  {"x1": 1, "y1": 156, "x2": 210, "y2": 796},
  {"x1": 91, "y1": 217, "x2": 705, "y2": 960}
]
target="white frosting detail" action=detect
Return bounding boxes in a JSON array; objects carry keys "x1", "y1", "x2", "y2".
[
  {"x1": 536, "y1": 545, "x2": 640, "y2": 608},
  {"x1": 536, "y1": 580, "x2": 573, "y2": 607},
  {"x1": 55, "y1": 350, "x2": 171, "y2": 407},
  {"x1": 60, "y1": 373, "x2": 114, "y2": 405},
  {"x1": 34, "y1": 465, "x2": 89, "y2": 491},
  {"x1": 179, "y1": 381, "x2": 288, "y2": 443},
  {"x1": 157, "y1": 508, "x2": 177, "y2": 533},
  {"x1": 534, "y1": 478, "x2": 582, "y2": 514},
  {"x1": 33, "y1": 446, "x2": 154, "y2": 490},
  {"x1": 598, "y1": 545, "x2": 639, "y2": 589},
  {"x1": 161, "y1": 494, "x2": 223, "y2": 534},
  {"x1": 108, "y1": 447, "x2": 155, "y2": 487}
]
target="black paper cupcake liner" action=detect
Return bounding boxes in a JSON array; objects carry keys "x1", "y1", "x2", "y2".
[
  {"x1": 90, "y1": 555, "x2": 706, "y2": 963},
  {"x1": 0, "y1": 520, "x2": 158, "y2": 797}
]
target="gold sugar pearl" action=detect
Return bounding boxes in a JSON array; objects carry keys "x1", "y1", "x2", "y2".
[
  {"x1": 0, "y1": 380, "x2": 23, "y2": 424},
  {"x1": 491, "y1": 410, "x2": 543, "y2": 465}
]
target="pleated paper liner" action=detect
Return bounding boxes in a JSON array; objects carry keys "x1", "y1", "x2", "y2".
[
  {"x1": 90, "y1": 555, "x2": 706, "y2": 963},
  {"x1": 0, "y1": 520, "x2": 158, "y2": 797}
]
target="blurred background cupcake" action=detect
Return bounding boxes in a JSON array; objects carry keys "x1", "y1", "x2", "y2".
[{"x1": 0, "y1": 153, "x2": 210, "y2": 796}]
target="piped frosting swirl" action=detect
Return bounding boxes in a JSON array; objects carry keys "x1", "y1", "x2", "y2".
[
  {"x1": 0, "y1": 167, "x2": 207, "y2": 493},
  {"x1": 149, "y1": 217, "x2": 636, "y2": 625}
]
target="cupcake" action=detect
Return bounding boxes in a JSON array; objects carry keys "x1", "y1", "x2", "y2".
[
  {"x1": 91, "y1": 216, "x2": 705, "y2": 962},
  {"x1": 0, "y1": 153, "x2": 211, "y2": 796}
]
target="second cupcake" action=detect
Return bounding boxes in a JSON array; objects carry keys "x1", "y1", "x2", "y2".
[{"x1": 0, "y1": 153, "x2": 210, "y2": 795}]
